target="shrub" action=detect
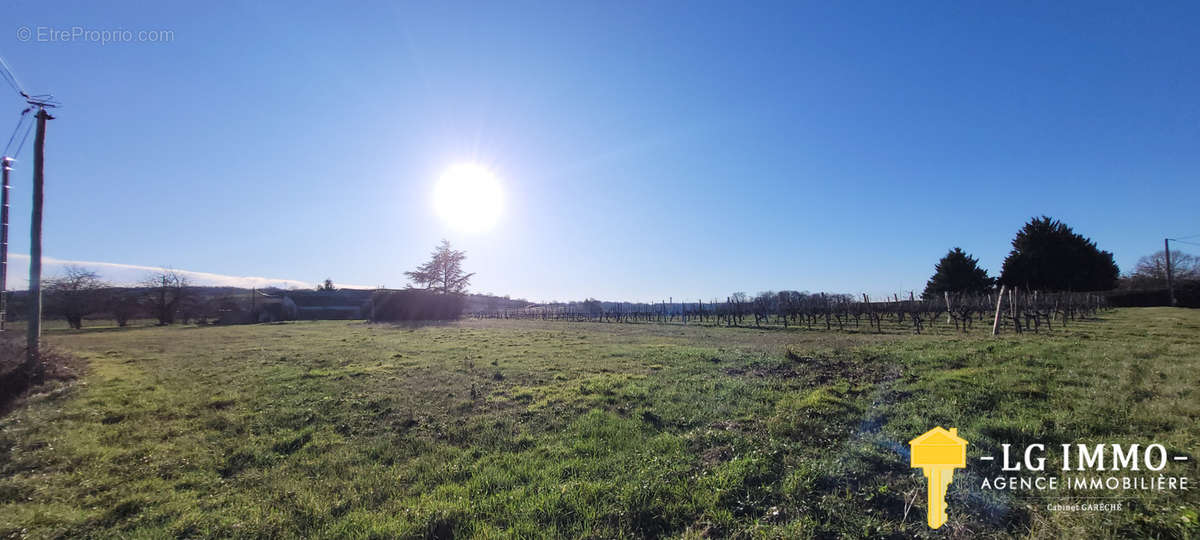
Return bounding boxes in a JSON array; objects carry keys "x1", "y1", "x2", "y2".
[
  {"x1": 369, "y1": 290, "x2": 465, "y2": 322},
  {"x1": 1106, "y1": 281, "x2": 1200, "y2": 308}
]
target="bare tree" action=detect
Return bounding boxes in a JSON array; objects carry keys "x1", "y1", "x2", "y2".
[
  {"x1": 44, "y1": 265, "x2": 107, "y2": 329},
  {"x1": 752, "y1": 291, "x2": 775, "y2": 327},
  {"x1": 108, "y1": 289, "x2": 141, "y2": 327},
  {"x1": 582, "y1": 298, "x2": 603, "y2": 318},
  {"x1": 729, "y1": 292, "x2": 748, "y2": 325},
  {"x1": 1129, "y1": 250, "x2": 1199, "y2": 286},
  {"x1": 405, "y1": 239, "x2": 475, "y2": 294},
  {"x1": 143, "y1": 270, "x2": 190, "y2": 325},
  {"x1": 318, "y1": 278, "x2": 336, "y2": 291}
]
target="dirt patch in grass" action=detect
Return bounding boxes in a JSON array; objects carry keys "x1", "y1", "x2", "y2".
[
  {"x1": 206, "y1": 398, "x2": 237, "y2": 410},
  {"x1": 752, "y1": 365, "x2": 802, "y2": 378},
  {"x1": 0, "y1": 340, "x2": 85, "y2": 417},
  {"x1": 700, "y1": 444, "x2": 733, "y2": 466},
  {"x1": 722, "y1": 354, "x2": 895, "y2": 387}
]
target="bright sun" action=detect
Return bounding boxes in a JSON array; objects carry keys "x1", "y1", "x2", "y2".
[{"x1": 433, "y1": 163, "x2": 504, "y2": 233}]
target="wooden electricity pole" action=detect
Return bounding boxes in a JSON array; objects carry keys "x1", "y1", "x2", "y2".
[
  {"x1": 1164, "y1": 238, "x2": 1176, "y2": 307},
  {"x1": 25, "y1": 108, "x2": 50, "y2": 374}
]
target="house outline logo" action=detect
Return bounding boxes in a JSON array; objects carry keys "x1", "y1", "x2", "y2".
[{"x1": 909, "y1": 426, "x2": 968, "y2": 529}]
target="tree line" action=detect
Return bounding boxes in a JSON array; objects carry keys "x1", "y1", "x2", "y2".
[
  {"x1": 921, "y1": 216, "x2": 1121, "y2": 298},
  {"x1": 473, "y1": 216, "x2": 1159, "y2": 333},
  {"x1": 923, "y1": 216, "x2": 1197, "y2": 307},
  {"x1": 22, "y1": 239, "x2": 483, "y2": 328},
  {"x1": 474, "y1": 289, "x2": 1104, "y2": 335},
  {"x1": 22, "y1": 218, "x2": 1196, "y2": 330},
  {"x1": 27, "y1": 267, "x2": 192, "y2": 329}
]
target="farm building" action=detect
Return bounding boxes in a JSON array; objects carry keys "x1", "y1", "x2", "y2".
[
  {"x1": 286, "y1": 289, "x2": 373, "y2": 320},
  {"x1": 216, "y1": 290, "x2": 298, "y2": 324}
]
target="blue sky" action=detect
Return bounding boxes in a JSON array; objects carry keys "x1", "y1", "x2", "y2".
[{"x1": 1, "y1": 1, "x2": 1196, "y2": 301}]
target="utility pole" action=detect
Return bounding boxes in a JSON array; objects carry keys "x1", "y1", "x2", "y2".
[
  {"x1": 26, "y1": 108, "x2": 51, "y2": 374},
  {"x1": 1164, "y1": 238, "x2": 1176, "y2": 307},
  {"x1": 0, "y1": 156, "x2": 10, "y2": 331}
]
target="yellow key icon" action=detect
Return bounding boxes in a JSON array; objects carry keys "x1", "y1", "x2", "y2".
[{"x1": 909, "y1": 427, "x2": 967, "y2": 529}]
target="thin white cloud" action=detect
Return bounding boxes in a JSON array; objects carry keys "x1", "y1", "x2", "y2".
[{"x1": 4, "y1": 254, "x2": 374, "y2": 290}]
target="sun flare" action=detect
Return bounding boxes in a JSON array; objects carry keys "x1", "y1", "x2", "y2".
[{"x1": 433, "y1": 164, "x2": 504, "y2": 233}]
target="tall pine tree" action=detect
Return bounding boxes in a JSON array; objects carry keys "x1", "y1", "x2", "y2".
[
  {"x1": 999, "y1": 216, "x2": 1119, "y2": 291},
  {"x1": 922, "y1": 248, "x2": 994, "y2": 299},
  {"x1": 404, "y1": 240, "x2": 475, "y2": 294}
]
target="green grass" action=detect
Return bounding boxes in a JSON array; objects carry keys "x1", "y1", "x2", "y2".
[{"x1": 0, "y1": 309, "x2": 1197, "y2": 538}]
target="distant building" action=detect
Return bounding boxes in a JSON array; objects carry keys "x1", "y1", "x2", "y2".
[
  {"x1": 217, "y1": 290, "x2": 299, "y2": 324},
  {"x1": 286, "y1": 289, "x2": 373, "y2": 320}
]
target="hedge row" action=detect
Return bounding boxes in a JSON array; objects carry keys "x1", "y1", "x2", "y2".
[
  {"x1": 368, "y1": 290, "x2": 465, "y2": 321},
  {"x1": 1106, "y1": 281, "x2": 1200, "y2": 308}
]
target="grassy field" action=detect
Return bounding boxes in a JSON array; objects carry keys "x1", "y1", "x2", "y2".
[{"x1": 0, "y1": 308, "x2": 1196, "y2": 538}]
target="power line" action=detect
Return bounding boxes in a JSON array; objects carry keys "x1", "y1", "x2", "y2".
[
  {"x1": 10, "y1": 113, "x2": 33, "y2": 158},
  {"x1": 0, "y1": 72, "x2": 18, "y2": 98},
  {"x1": 24, "y1": 95, "x2": 60, "y2": 108},
  {"x1": 2, "y1": 109, "x2": 31, "y2": 157},
  {"x1": 0, "y1": 55, "x2": 27, "y2": 98},
  {"x1": 1171, "y1": 233, "x2": 1200, "y2": 241},
  {"x1": 0, "y1": 56, "x2": 59, "y2": 111},
  {"x1": 0, "y1": 69, "x2": 21, "y2": 97}
]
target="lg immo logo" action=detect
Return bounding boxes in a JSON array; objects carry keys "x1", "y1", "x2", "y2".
[
  {"x1": 910, "y1": 427, "x2": 1192, "y2": 530},
  {"x1": 909, "y1": 427, "x2": 967, "y2": 529}
]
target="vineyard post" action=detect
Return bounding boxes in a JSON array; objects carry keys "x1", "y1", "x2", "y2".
[
  {"x1": 992, "y1": 285, "x2": 1006, "y2": 335},
  {"x1": 1009, "y1": 288, "x2": 1019, "y2": 334},
  {"x1": 944, "y1": 291, "x2": 952, "y2": 324}
]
